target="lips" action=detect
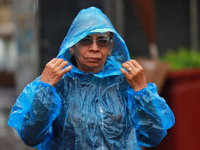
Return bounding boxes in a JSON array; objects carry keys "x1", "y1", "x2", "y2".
[{"x1": 86, "y1": 57, "x2": 101, "y2": 62}]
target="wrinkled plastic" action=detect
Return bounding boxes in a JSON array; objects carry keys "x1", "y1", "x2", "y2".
[{"x1": 8, "y1": 7, "x2": 175, "y2": 150}]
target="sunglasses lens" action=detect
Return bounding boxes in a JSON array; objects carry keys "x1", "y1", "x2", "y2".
[
  {"x1": 79, "y1": 38, "x2": 93, "y2": 45},
  {"x1": 79, "y1": 38, "x2": 111, "y2": 47},
  {"x1": 97, "y1": 39, "x2": 110, "y2": 47}
]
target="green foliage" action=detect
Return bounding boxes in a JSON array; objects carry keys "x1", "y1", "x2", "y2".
[{"x1": 160, "y1": 47, "x2": 200, "y2": 71}]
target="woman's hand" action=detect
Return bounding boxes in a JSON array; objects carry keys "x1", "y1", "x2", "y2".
[
  {"x1": 120, "y1": 59, "x2": 147, "y2": 91},
  {"x1": 40, "y1": 58, "x2": 72, "y2": 86}
]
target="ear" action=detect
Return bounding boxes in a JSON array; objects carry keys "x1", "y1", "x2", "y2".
[
  {"x1": 107, "y1": 41, "x2": 113, "y2": 56},
  {"x1": 69, "y1": 47, "x2": 74, "y2": 55}
]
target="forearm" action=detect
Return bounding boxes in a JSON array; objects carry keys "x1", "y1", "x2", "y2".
[
  {"x1": 127, "y1": 83, "x2": 175, "y2": 146},
  {"x1": 8, "y1": 78, "x2": 62, "y2": 147}
]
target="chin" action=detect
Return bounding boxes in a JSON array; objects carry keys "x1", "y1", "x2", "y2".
[{"x1": 85, "y1": 65, "x2": 103, "y2": 72}]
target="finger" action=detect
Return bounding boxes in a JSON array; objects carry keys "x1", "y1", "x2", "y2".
[
  {"x1": 122, "y1": 62, "x2": 136, "y2": 75},
  {"x1": 126, "y1": 61, "x2": 137, "y2": 71},
  {"x1": 49, "y1": 65, "x2": 72, "y2": 87},
  {"x1": 126, "y1": 60, "x2": 143, "y2": 75},
  {"x1": 129, "y1": 60, "x2": 144, "y2": 76},
  {"x1": 61, "y1": 65, "x2": 72, "y2": 74},
  {"x1": 46, "y1": 58, "x2": 57, "y2": 66},
  {"x1": 58, "y1": 61, "x2": 69, "y2": 70},
  {"x1": 121, "y1": 63, "x2": 131, "y2": 72},
  {"x1": 129, "y1": 59, "x2": 143, "y2": 69},
  {"x1": 54, "y1": 58, "x2": 65, "y2": 67},
  {"x1": 120, "y1": 68, "x2": 130, "y2": 77}
]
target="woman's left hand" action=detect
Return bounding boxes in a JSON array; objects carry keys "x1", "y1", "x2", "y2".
[{"x1": 120, "y1": 59, "x2": 147, "y2": 91}]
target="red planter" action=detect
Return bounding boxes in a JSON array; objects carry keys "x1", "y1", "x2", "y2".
[{"x1": 150, "y1": 68, "x2": 200, "y2": 150}]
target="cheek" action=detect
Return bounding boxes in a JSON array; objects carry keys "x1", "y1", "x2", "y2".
[
  {"x1": 75, "y1": 50, "x2": 86, "y2": 62},
  {"x1": 103, "y1": 51, "x2": 111, "y2": 58}
]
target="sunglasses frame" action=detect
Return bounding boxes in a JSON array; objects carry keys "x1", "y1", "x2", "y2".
[{"x1": 78, "y1": 37, "x2": 112, "y2": 48}]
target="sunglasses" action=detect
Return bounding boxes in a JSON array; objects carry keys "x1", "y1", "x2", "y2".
[{"x1": 78, "y1": 37, "x2": 112, "y2": 48}]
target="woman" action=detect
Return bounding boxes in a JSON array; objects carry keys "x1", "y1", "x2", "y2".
[{"x1": 8, "y1": 7, "x2": 175, "y2": 150}]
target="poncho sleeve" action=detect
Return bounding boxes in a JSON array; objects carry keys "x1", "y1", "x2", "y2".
[
  {"x1": 127, "y1": 83, "x2": 175, "y2": 147},
  {"x1": 7, "y1": 77, "x2": 62, "y2": 148}
]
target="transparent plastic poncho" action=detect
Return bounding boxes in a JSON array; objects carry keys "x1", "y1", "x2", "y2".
[{"x1": 8, "y1": 7, "x2": 175, "y2": 150}]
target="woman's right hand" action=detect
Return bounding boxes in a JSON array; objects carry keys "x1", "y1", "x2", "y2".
[{"x1": 40, "y1": 58, "x2": 72, "y2": 86}]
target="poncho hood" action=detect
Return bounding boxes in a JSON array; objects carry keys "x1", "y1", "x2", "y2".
[{"x1": 57, "y1": 6, "x2": 130, "y2": 78}]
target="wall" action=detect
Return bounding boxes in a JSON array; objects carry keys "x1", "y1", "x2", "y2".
[
  {"x1": 39, "y1": 0, "x2": 199, "y2": 67},
  {"x1": 124, "y1": 0, "x2": 199, "y2": 58}
]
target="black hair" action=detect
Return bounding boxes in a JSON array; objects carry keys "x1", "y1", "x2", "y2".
[
  {"x1": 109, "y1": 32, "x2": 113, "y2": 40},
  {"x1": 70, "y1": 56, "x2": 77, "y2": 66}
]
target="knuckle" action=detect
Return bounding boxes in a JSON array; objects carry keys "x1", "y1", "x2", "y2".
[
  {"x1": 45, "y1": 63, "x2": 51, "y2": 69},
  {"x1": 127, "y1": 61, "x2": 131, "y2": 65},
  {"x1": 57, "y1": 71, "x2": 64, "y2": 77},
  {"x1": 50, "y1": 65, "x2": 55, "y2": 70},
  {"x1": 51, "y1": 69, "x2": 56, "y2": 74},
  {"x1": 126, "y1": 76, "x2": 132, "y2": 80},
  {"x1": 45, "y1": 64, "x2": 49, "y2": 68},
  {"x1": 51, "y1": 58, "x2": 58, "y2": 63},
  {"x1": 54, "y1": 67, "x2": 60, "y2": 72},
  {"x1": 138, "y1": 67, "x2": 144, "y2": 73},
  {"x1": 53, "y1": 72, "x2": 60, "y2": 78}
]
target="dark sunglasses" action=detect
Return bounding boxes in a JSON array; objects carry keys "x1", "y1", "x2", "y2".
[{"x1": 78, "y1": 37, "x2": 112, "y2": 48}]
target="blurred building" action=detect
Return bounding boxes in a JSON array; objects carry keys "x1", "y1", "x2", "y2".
[
  {"x1": 0, "y1": 0, "x2": 39, "y2": 94},
  {"x1": 0, "y1": 1, "x2": 38, "y2": 149},
  {"x1": 0, "y1": 0, "x2": 17, "y2": 87}
]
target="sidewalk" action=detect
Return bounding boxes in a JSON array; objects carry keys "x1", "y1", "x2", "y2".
[{"x1": 0, "y1": 87, "x2": 36, "y2": 150}]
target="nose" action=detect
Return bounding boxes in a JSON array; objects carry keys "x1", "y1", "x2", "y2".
[{"x1": 89, "y1": 40, "x2": 100, "y2": 52}]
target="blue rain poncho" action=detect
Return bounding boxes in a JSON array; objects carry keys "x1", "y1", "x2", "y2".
[{"x1": 8, "y1": 7, "x2": 175, "y2": 150}]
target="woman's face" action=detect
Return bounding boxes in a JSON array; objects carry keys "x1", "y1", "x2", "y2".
[{"x1": 69, "y1": 32, "x2": 113, "y2": 73}]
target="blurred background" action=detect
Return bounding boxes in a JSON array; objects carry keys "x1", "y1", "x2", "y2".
[{"x1": 0, "y1": 0, "x2": 199, "y2": 150}]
